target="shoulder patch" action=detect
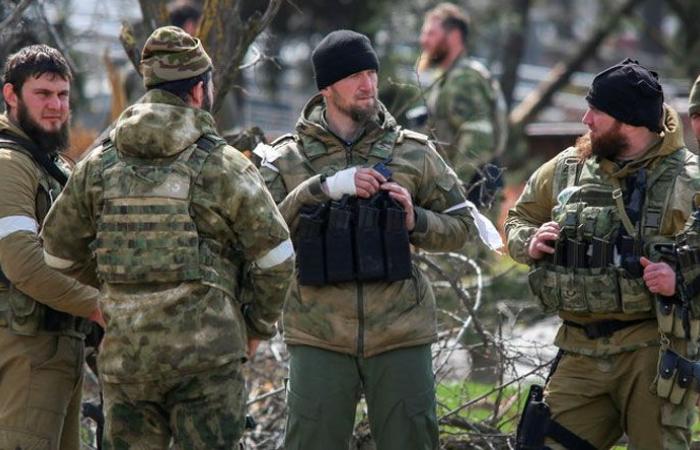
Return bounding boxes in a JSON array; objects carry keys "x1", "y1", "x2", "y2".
[{"x1": 399, "y1": 129, "x2": 429, "y2": 145}]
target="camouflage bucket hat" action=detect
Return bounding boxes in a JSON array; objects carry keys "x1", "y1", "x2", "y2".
[{"x1": 140, "y1": 25, "x2": 213, "y2": 88}]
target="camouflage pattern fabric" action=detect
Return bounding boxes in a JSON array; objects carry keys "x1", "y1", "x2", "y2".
[
  {"x1": 424, "y1": 55, "x2": 508, "y2": 187},
  {"x1": 506, "y1": 106, "x2": 700, "y2": 450},
  {"x1": 41, "y1": 88, "x2": 293, "y2": 384},
  {"x1": 140, "y1": 26, "x2": 212, "y2": 88},
  {"x1": 505, "y1": 105, "x2": 700, "y2": 356},
  {"x1": 259, "y1": 94, "x2": 480, "y2": 358},
  {"x1": 102, "y1": 361, "x2": 246, "y2": 450}
]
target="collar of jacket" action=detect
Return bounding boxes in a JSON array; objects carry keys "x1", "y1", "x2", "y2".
[
  {"x1": 110, "y1": 88, "x2": 218, "y2": 159},
  {"x1": 294, "y1": 94, "x2": 398, "y2": 160}
]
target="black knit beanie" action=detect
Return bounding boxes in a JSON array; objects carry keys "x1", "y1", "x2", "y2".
[
  {"x1": 585, "y1": 58, "x2": 664, "y2": 133},
  {"x1": 312, "y1": 30, "x2": 379, "y2": 90}
]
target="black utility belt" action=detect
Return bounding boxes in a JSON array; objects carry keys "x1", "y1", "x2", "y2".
[
  {"x1": 295, "y1": 192, "x2": 411, "y2": 286},
  {"x1": 563, "y1": 318, "x2": 654, "y2": 339}
]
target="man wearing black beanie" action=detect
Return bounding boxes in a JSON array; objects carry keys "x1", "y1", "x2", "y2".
[
  {"x1": 255, "y1": 29, "x2": 497, "y2": 450},
  {"x1": 506, "y1": 59, "x2": 700, "y2": 449}
]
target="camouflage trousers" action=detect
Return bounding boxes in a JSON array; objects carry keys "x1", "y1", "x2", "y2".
[
  {"x1": 283, "y1": 344, "x2": 439, "y2": 450},
  {"x1": 545, "y1": 346, "x2": 695, "y2": 450},
  {"x1": 0, "y1": 329, "x2": 84, "y2": 450},
  {"x1": 102, "y1": 360, "x2": 246, "y2": 450}
]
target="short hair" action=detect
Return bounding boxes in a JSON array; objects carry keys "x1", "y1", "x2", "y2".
[
  {"x1": 2, "y1": 44, "x2": 72, "y2": 109},
  {"x1": 150, "y1": 68, "x2": 211, "y2": 103},
  {"x1": 168, "y1": 0, "x2": 202, "y2": 28},
  {"x1": 425, "y1": 2, "x2": 470, "y2": 44}
]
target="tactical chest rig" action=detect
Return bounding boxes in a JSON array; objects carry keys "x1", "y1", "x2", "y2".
[
  {"x1": 93, "y1": 135, "x2": 239, "y2": 299},
  {"x1": 296, "y1": 166, "x2": 411, "y2": 286},
  {"x1": 0, "y1": 133, "x2": 89, "y2": 337},
  {"x1": 280, "y1": 128, "x2": 413, "y2": 286},
  {"x1": 528, "y1": 150, "x2": 684, "y2": 317}
]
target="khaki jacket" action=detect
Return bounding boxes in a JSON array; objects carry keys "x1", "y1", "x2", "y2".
[
  {"x1": 505, "y1": 107, "x2": 700, "y2": 356},
  {"x1": 260, "y1": 95, "x2": 478, "y2": 357},
  {"x1": 0, "y1": 114, "x2": 98, "y2": 322}
]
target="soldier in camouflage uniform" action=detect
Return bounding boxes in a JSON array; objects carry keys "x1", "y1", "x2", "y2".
[
  {"x1": 41, "y1": 27, "x2": 294, "y2": 449},
  {"x1": 256, "y1": 30, "x2": 496, "y2": 450},
  {"x1": 0, "y1": 45, "x2": 104, "y2": 450},
  {"x1": 419, "y1": 3, "x2": 508, "y2": 210},
  {"x1": 506, "y1": 59, "x2": 700, "y2": 449}
]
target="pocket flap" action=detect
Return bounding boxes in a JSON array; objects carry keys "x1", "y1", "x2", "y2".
[{"x1": 8, "y1": 289, "x2": 36, "y2": 317}]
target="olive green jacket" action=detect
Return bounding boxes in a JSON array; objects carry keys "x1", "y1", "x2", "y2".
[
  {"x1": 259, "y1": 95, "x2": 479, "y2": 357},
  {"x1": 0, "y1": 114, "x2": 98, "y2": 322}
]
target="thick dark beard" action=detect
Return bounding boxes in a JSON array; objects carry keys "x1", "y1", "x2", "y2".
[
  {"x1": 575, "y1": 125, "x2": 629, "y2": 161},
  {"x1": 427, "y1": 36, "x2": 450, "y2": 67},
  {"x1": 17, "y1": 100, "x2": 70, "y2": 155}
]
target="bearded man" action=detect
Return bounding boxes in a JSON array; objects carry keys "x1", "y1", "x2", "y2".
[
  {"x1": 418, "y1": 2, "x2": 508, "y2": 210},
  {"x1": 505, "y1": 59, "x2": 700, "y2": 449},
  {"x1": 256, "y1": 29, "x2": 498, "y2": 450},
  {"x1": 0, "y1": 45, "x2": 103, "y2": 450}
]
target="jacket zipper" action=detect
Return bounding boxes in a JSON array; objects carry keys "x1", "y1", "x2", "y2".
[
  {"x1": 357, "y1": 280, "x2": 364, "y2": 356},
  {"x1": 345, "y1": 142, "x2": 364, "y2": 355}
]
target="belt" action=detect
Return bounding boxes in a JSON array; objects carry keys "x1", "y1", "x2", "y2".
[{"x1": 563, "y1": 318, "x2": 654, "y2": 339}]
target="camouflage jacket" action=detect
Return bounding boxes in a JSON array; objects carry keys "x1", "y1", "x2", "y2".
[
  {"x1": 0, "y1": 114, "x2": 98, "y2": 331},
  {"x1": 258, "y1": 94, "x2": 478, "y2": 358},
  {"x1": 41, "y1": 90, "x2": 293, "y2": 383},
  {"x1": 505, "y1": 107, "x2": 700, "y2": 356},
  {"x1": 425, "y1": 55, "x2": 508, "y2": 183}
]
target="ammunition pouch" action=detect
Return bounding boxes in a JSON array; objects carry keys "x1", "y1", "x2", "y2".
[
  {"x1": 295, "y1": 192, "x2": 412, "y2": 286},
  {"x1": 296, "y1": 203, "x2": 328, "y2": 286},
  {"x1": 527, "y1": 264, "x2": 654, "y2": 314},
  {"x1": 655, "y1": 348, "x2": 700, "y2": 408},
  {"x1": 515, "y1": 384, "x2": 596, "y2": 450},
  {"x1": 0, "y1": 286, "x2": 90, "y2": 337}
]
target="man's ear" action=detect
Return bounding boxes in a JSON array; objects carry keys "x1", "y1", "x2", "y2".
[
  {"x1": 3, "y1": 83, "x2": 18, "y2": 110},
  {"x1": 188, "y1": 81, "x2": 204, "y2": 108}
]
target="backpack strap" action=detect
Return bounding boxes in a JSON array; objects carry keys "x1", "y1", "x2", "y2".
[{"x1": 0, "y1": 131, "x2": 68, "y2": 186}]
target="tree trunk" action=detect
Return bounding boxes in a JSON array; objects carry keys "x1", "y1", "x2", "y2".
[
  {"x1": 199, "y1": 0, "x2": 283, "y2": 113},
  {"x1": 138, "y1": 0, "x2": 168, "y2": 33},
  {"x1": 499, "y1": 0, "x2": 531, "y2": 109}
]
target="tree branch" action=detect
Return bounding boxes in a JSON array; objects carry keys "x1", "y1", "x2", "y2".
[
  {"x1": 0, "y1": 0, "x2": 33, "y2": 33},
  {"x1": 509, "y1": 0, "x2": 645, "y2": 128}
]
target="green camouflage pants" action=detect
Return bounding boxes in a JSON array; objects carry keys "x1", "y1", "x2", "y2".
[
  {"x1": 102, "y1": 360, "x2": 246, "y2": 450},
  {"x1": 0, "y1": 330, "x2": 84, "y2": 450},
  {"x1": 545, "y1": 346, "x2": 695, "y2": 450},
  {"x1": 283, "y1": 344, "x2": 439, "y2": 450}
]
